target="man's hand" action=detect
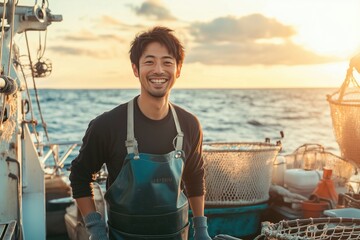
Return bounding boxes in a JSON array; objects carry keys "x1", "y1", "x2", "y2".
[
  {"x1": 192, "y1": 216, "x2": 212, "y2": 240},
  {"x1": 83, "y1": 211, "x2": 108, "y2": 240}
]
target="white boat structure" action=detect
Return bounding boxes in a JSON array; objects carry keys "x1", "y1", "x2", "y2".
[
  {"x1": 0, "y1": 1, "x2": 76, "y2": 239},
  {"x1": 1, "y1": 1, "x2": 360, "y2": 240}
]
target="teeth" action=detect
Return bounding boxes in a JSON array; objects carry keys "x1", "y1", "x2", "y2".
[{"x1": 150, "y1": 78, "x2": 166, "y2": 84}]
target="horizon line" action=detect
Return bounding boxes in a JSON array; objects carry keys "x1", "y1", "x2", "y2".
[{"x1": 30, "y1": 86, "x2": 339, "y2": 91}]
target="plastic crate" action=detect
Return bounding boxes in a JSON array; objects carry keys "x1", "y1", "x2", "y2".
[{"x1": 188, "y1": 203, "x2": 268, "y2": 239}]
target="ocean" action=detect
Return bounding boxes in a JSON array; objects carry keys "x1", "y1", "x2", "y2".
[{"x1": 31, "y1": 88, "x2": 341, "y2": 165}]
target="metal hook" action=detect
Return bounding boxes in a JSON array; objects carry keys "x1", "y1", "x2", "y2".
[{"x1": 33, "y1": 3, "x2": 46, "y2": 23}]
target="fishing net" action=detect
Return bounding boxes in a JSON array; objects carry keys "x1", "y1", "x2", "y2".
[
  {"x1": 0, "y1": 93, "x2": 17, "y2": 143},
  {"x1": 202, "y1": 142, "x2": 281, "y2": 205},
  {"x1": 284, "y1": 144, "x2": 357, "y2": 188},
  {"x1": 256, "y1": 218, "x2": 360, "y2": 240},
  {"x1": 327, "y1": 57, "x2": 360, "y2": 168},
  {"x1": 339, "y1": 193, "x2": 360, "y2": 209}
]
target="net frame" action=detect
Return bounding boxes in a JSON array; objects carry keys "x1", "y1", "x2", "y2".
[
  {"x1": 202, "y1": 142, "x2": 281, "y2": 206},
  {"x1": 340, "y1": 193, "x2": 360, "y2": 209},
  {"x1": 284, "y1": 144, "x2": 357, "y2": 188},
  {"x1": 327, "y1": 68, "x2": 360, "y2": 167},
  {"x1": 256, "y1": 218, "x2": 360, "y2": 240}
]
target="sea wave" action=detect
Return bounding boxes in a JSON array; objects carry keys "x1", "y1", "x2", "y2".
[{"x1": 30, "y1": 88, "x2": 340, "y2": 164}]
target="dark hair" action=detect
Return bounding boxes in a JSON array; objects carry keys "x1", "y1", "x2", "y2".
[{"x1": 129, "y1": 26, "x2": 185, "y2": 70}]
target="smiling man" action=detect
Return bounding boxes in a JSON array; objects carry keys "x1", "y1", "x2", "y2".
[{"x1": 69, "y1": 26, "x2": 211, "y2": 240}]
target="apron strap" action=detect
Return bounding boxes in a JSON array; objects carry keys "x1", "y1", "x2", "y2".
[
  {"x1": 125, "y1": 98, "x2": 184, "y2": 156},
  {"x1": 125, "y1": 99, "x2": 140, "y2": 159},
  {"x1": 169, "y1": 103, "x2": 184, "y2": 151}
]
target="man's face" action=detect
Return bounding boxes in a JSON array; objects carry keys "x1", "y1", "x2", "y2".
[{"x1": 132, "y1": 42, "x2": 181, "y2": 98}]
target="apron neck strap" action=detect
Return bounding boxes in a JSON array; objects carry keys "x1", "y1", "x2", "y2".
[
  {"x1": 125, "y1": 98, "x2": 140, "y2": 158},
  {"x1": 125, "y1": 98, "x2": 184, "y2": 157},
  {"x1": 169, "y1": 103, "x2": 184, "y2": 151}
]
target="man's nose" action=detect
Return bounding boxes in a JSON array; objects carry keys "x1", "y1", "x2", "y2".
[{"x1": 154, "y1": 63, "x2": 164, "y2": 73}]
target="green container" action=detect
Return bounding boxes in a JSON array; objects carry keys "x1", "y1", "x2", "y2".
[{"x1": 188, "y1": 203, "x2": 268, "y2": 239}]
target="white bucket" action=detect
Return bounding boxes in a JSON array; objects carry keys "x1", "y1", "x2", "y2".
[
  {"x1": 272, "y1": 156, "x2": 287, "y2": 186},
  {"x1": 284, "y1": 169, "x2": 323, "y2": 198}
]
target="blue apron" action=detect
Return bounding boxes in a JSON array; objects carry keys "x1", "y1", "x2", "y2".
[{"x1": 104, "y1": 98, "x2": 189, "y2": 240}]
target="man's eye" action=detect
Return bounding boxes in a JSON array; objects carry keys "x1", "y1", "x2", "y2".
[{"x1": 145, "y1": 61, "x2": 153, "y2": 64}]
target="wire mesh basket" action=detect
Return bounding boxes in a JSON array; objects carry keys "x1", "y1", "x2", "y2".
[
  {"x1": 203, "y1": 142, "x2": 281, "y2": 206},
  {"x1": 284, "y1": 144, "x2": 357, "y2": 188},
  {"x1": 327, "y1": 60, "x2": 360, "y2": 168},
  {"x1": 256, "y1": 218, "x2": 360, "y2": 240}
]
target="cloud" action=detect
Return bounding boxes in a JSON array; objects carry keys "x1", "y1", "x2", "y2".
[
  {"x1": 100, "y1": 15, "x2": 123, "y2": 26},
  {"x1": 186, "y1": 41, "x2": 337, "y2": 65},
  {"x1": 131, "y1": 0, "x2": 176, "y2": 21},
  {"x1": 48, "y1": 46, "x2": 120, "y2": 59},
  {"x1": 187, "y1": 14, "x2": 339, "y2": 65},
  {"x1": 62, "y1": 30, "x2": 98, "y2": 41},
  {"x1": 190, "y1": 14, "x2": 295, "y2": 42},
  {"x1": 61, "y1": 30, "x2": 126, "y2": 43}
]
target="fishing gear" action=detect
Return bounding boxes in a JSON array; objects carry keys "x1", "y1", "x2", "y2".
[
  {"x1": 327, "y1": 53, "x2": 360, "y2": 168},
  {"x1": 32, "y1": 58, "x2": 52, "y2": 77},
  {"x1": 0, "y1": 75, "x2": 17, "y2": 95}
]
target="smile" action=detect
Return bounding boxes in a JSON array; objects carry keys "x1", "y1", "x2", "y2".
[{"x1": 149, "y1": 78, "x2": 167, "y2": 84}]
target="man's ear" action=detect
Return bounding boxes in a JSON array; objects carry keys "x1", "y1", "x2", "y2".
[
  {"x1": 176, "y1": 64, "x2": 182, "y2": 78},
  {"x1": 132, "y1": 63, "x2": 139, "y2": 77}
]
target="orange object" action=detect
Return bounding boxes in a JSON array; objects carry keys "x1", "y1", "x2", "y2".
[
  {"x1": 311, "y1": 168, "x2": 338, "y2": 208},
  {"x1": 302, "y1": 200, "x2": 330, "y2": 218}
]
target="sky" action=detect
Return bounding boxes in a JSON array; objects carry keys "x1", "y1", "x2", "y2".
[{"x1": 15, "y1": 0, "x2": 360, "y2": 89}]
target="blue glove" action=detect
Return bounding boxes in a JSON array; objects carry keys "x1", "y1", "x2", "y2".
[
  {"x1": 192, "y1": 216, "x2": 212, "y2": 240},
  {"x1": 83, "y1": 211, "x2": 108, "y2": 240}
]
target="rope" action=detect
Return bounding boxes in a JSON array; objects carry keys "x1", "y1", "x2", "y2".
[
  {"x1": 37, "y1": 30, "x2": 47, "y2": 60},
  {"x1": 23, "y1": 29, "x2": 59, "y2": 168},
  {"x1": 0, "y1": 0, "x2": 16, "y2": 130},
  {"x1": 24, "y1": 31, "x2": 50, "y2": 142},
  {"x1": 7, "y1": 0, "x2": 16, "y2": 76},
  {"x1": 13, "y1": 59, "x2": 39, "y2": 141},
  {"x1": 335, "y1": 68, "x2": 360, "y2": 103},
  {"x1": 0, "y1": 0, "x2": 8, "y2": 71},
  {"x1": 258, "y1": 218, "x2": 360, "y2": 239}
]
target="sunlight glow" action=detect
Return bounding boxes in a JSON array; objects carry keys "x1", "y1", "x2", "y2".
[
  {"x1": 264, "y1": 0, "x2": 360, "y2": 58},
  {"x1": 14, "y1": 0, "x2": 360, "y2": 89}
]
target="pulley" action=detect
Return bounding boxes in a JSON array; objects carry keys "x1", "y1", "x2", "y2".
[
  {"x1": 32, "y1": 58, "x2": 52, "y2": 78},
  {"x1": 0, "y1": 75, "x2": 17, "y2": 95}
]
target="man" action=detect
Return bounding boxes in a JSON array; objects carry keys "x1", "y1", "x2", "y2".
[{"x1": 70, "y1": 26, "x2": 211, "y2": 240}]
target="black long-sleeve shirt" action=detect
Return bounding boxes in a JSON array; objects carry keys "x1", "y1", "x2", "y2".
[{"x1": 70, "y1": 97, "x2": 205, "y2": 199}]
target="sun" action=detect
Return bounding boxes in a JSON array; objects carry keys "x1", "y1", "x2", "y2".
[{"x1": 265, "y1": 0, "x2": 360, "y2": 58}]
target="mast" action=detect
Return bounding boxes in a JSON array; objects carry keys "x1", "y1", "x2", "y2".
[{"x1": 0, "y1": 1, "x2": 61, "y2": 239}]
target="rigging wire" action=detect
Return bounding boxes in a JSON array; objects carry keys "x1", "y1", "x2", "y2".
[
  {"x1": 24, "y1": 31, "x2": 50, "y2": 142},
  {"x1": 14, "y1": 58, "x2": 39, "y2": 141},
  {"x1": 0, "y1": 0, "x2": 16, "y2": 130},
  {"x1": 35, "y1": 0, "x2": 48, "y2": 60},
  {"x1": 7, "y1": 0, "x2": 16, "y2": 76},
  {"x1": 0, "y1": 0, "x2": 8, "y2": 71},
  {"x1": 1, "y1": 2, "x2": 21, "y2": 239},
  {"x1": 0, "y1": 1, "x2": 8, "y2": 131},
  {"x1": 37, "y1": 30, "x2": 48, "y2": 60},
  {"x1": 24, "y1": 29, "x2": 58, "y2": 168}
]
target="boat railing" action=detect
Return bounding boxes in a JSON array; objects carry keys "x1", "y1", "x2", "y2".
[{"x1": 37, "y1": 141, "x2": 82, "y2": 170}]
